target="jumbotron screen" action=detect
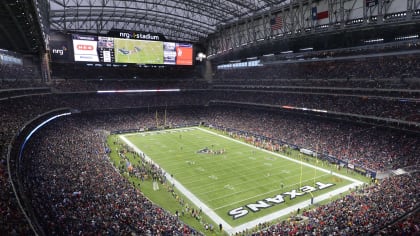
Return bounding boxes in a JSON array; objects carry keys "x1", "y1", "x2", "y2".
[{"x1": 72, "y1": 34, "x2": 193, "y2": 65}]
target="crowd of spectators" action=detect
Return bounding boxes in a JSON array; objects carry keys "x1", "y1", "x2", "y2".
[
  {"x1": 51, "y1": 63, "x2": 200, "y2": 81},
  {"x1": 213, "y1": 83, "x2": 420, "y2": 99},
  {"x1": 264, "y1": 39, "x2": 420, "y2": 62},
  {"x1": 0, "y1": 92, "x2": 208, "y2": 235},
  {"x1": 14, "y1": 107, "x2": 420, "y2": 235},
  {"x1": 379, "y1": 210, "x2": 420, "y2": 235},
  {"x1": 0, "y1": 79, "x2": 46, "y2": 90},
  {"x1": 0, "y1": 78, "x2": 209, "y2": 91},
  {"x1": 50, "y1": 78, "x2": 210, "y2": 92},
  {"x1": 21, "y1": 114, "x2": 202, "y2": 235},
  {"x1": 0, "y1": 63, "x2": 40, "y2": 81},
  {"x1": 2, "y1": 82, "x2": 418, "y2": 123},
  {"x1": 215, "y1": 54, "x2": 420, "y2": 89},
  {"x1": 1, "y1": 51, "x2": 419, "y2": 234},
  {"x1": 1, "y1": 93, "x2": 419, "y2": 234},
  {"x1": 0, "y1": 99, "x2": 43, "y2": 235},
  {"x1": 201, "y1": 107, "x2": 420, "y2": 171},
  {"x1": 2, "y1": 52, "x2": 420, "y2": 93},
  {"x1": 210, "y1": 90, "x2": 420, "y2": 122},
  {"x1": 249, "y1": 172, "x2": 419, "y2": 236}
]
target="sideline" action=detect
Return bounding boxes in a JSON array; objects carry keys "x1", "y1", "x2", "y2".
[
  {"x1": 119, "y1": 134, "x2": 233, "y2": 232},
  {"x1": 196, "y1": 127, "x2": 364, "y2": 184},
  {"x1": 119, "y1": 127, "x2": 365, "y2": 235},
  {"x1": 196, "y1": 127, "x2": 365, "y2": 235}
]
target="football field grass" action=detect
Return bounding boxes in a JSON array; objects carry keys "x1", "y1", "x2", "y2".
[
  {"x1": 114, "y1": 38, "x2": 163, "y2": 64},
  {"x1": 118, "y1": 127, "x2": 364, "y2": 234}
]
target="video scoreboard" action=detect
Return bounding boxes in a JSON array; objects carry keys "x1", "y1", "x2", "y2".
[{"x1": 50, "y1": 31, "x2": 194, "y2": 66}]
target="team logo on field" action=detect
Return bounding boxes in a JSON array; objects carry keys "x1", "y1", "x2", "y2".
[{"x1": 228, "y1": 182, "x2": 334, "y2": 219}]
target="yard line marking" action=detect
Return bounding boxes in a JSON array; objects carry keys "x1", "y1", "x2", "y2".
[
  {"x1": 230, "y1": 182, "x2": 362, "y2": 235},
  {"x1": 212, "y1": 173, "x2": 331, "y2": 210},
  {"x1": 196, "y1": 127, "x2": 363, "y2": 184},
  {"x1": 119, "y1": 134, "x2": 233, "y2": 232},
  {"x1": 120, "y1": 127, "x2": 365, "y2": 235}
]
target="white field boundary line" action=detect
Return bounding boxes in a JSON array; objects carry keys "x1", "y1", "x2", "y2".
[
  {"x1": 122, "y1": 127, "x2": 196, "y2": 137},
  {"x1": 196, "y1": 127, "x2": 364, "y2": 184},
  {"x1": 118, "y1": 134, "x2": 234, "y2": 232},
  {"x1": 230, "y1": 182, "x2": 361, "y2": 235},
  {"x1": 196, "y1": 127, "x2": 365, "y2": 235},
  {"x1": 123, "y1": 127, "x2": 318, "y2": 201},
  {"x1": 121, "y1": 127, "x2": 365, "y2": 235},
  {"x1": 212, "y1": 173, "x2": 331, "y2": 211}
]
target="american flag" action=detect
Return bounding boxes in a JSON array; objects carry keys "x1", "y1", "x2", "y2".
[{"x1": 270, "y1": 16, "x2": 282, "y2": 31}]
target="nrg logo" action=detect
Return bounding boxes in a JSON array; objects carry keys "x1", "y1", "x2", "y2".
[{"x1": 52, "y1": 46, "x2": 67, "y2": 56}]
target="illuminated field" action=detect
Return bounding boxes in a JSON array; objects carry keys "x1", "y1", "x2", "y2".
[
  {"x1": 119, "y1": 127, "x2": 363, "y2": 234},
  {"x1": 114, "y1": 38, "x2": 163, "y2": 64}
]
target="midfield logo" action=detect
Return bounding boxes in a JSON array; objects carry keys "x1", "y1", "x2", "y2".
[{"x1": 228, "y1": 182, "x2": 334, "y2": 219}]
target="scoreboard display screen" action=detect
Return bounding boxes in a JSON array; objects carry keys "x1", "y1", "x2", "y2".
[
  {"x1": 71, "y1": 34, "x2": 193, "y2": 65},
  {"x1": 72, "y1": 35, "x2": 100, "y2": 62},
  {"x1": 98, "y1": 36, "x2": 115, "y2": 63}
]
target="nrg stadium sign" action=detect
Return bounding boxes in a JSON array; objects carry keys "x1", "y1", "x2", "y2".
[
  {"x1": 228, "y1": 182, "x2": 334, "y2": 220},
  {"x1": 108, "y1": 30, "x2": 166, "y2": 41},
  {"x1": 119, "y1": 32, "x2": 160, "y2": 41}
]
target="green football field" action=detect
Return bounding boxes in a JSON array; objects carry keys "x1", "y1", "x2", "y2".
[
  {"x1": 118, "y1": 127, "x2": 363, "y2": 233},
  {"x1": 114, "y1": 38, "x2": 163, "y2": 64}
]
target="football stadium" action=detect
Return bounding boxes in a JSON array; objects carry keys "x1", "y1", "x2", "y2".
[{"x1": 0, "y1": 1, "x2": 419, "y2": 235}]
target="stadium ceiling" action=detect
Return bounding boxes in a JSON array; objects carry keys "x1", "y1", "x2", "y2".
[
  {"x1": 49, "y1": 0, "x2": 290, "y2": 43},
  {"x1": 0, "y1": 0, "x2": 43, "y2": 53}
]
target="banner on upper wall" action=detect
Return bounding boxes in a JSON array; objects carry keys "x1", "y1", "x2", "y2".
[{"x1": 49, "y1": 32, "x2": 72, "y2": 62}]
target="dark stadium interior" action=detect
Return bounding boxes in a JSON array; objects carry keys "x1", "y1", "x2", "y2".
[{"x1": 0, "y1": 0, "x2": 419, "y2": 235}]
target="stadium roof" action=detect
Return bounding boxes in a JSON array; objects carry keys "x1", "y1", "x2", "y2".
[
  {"x1": 49, "y1": 0, "x2": 290, "y2": 43},
  {"x1": 0, "y1": 0, "x2": 43, "y2": 53}
]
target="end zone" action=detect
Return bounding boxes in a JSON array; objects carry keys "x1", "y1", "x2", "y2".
[{"x1": 119, "y1": 127, "x2": 365, "y2": 235}]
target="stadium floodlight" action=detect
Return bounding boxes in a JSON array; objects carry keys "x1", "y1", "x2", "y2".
[
  {"x1": 363, "y1": 38, "x2": 384, "y2": 43},
  {"x1": 246, "y1": 57, "x2": 258, "y2": 60},
  {"x1": 299, "y1": 47, "x2": 313, "y2": 51},
  {"x1": 196, "y1": 52, "x2": 206, "y2": 61},
  {"x1": 97, "y1": 89, "x2": 180, "y2": 93},
  {"x1": 395, "y1": 35, "x2": 419, "y2": 41}
]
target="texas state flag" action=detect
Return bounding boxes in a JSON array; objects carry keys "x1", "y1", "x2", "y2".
[{"x1": 312, "y1": 7, "x2": 329, "y2": 20}]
